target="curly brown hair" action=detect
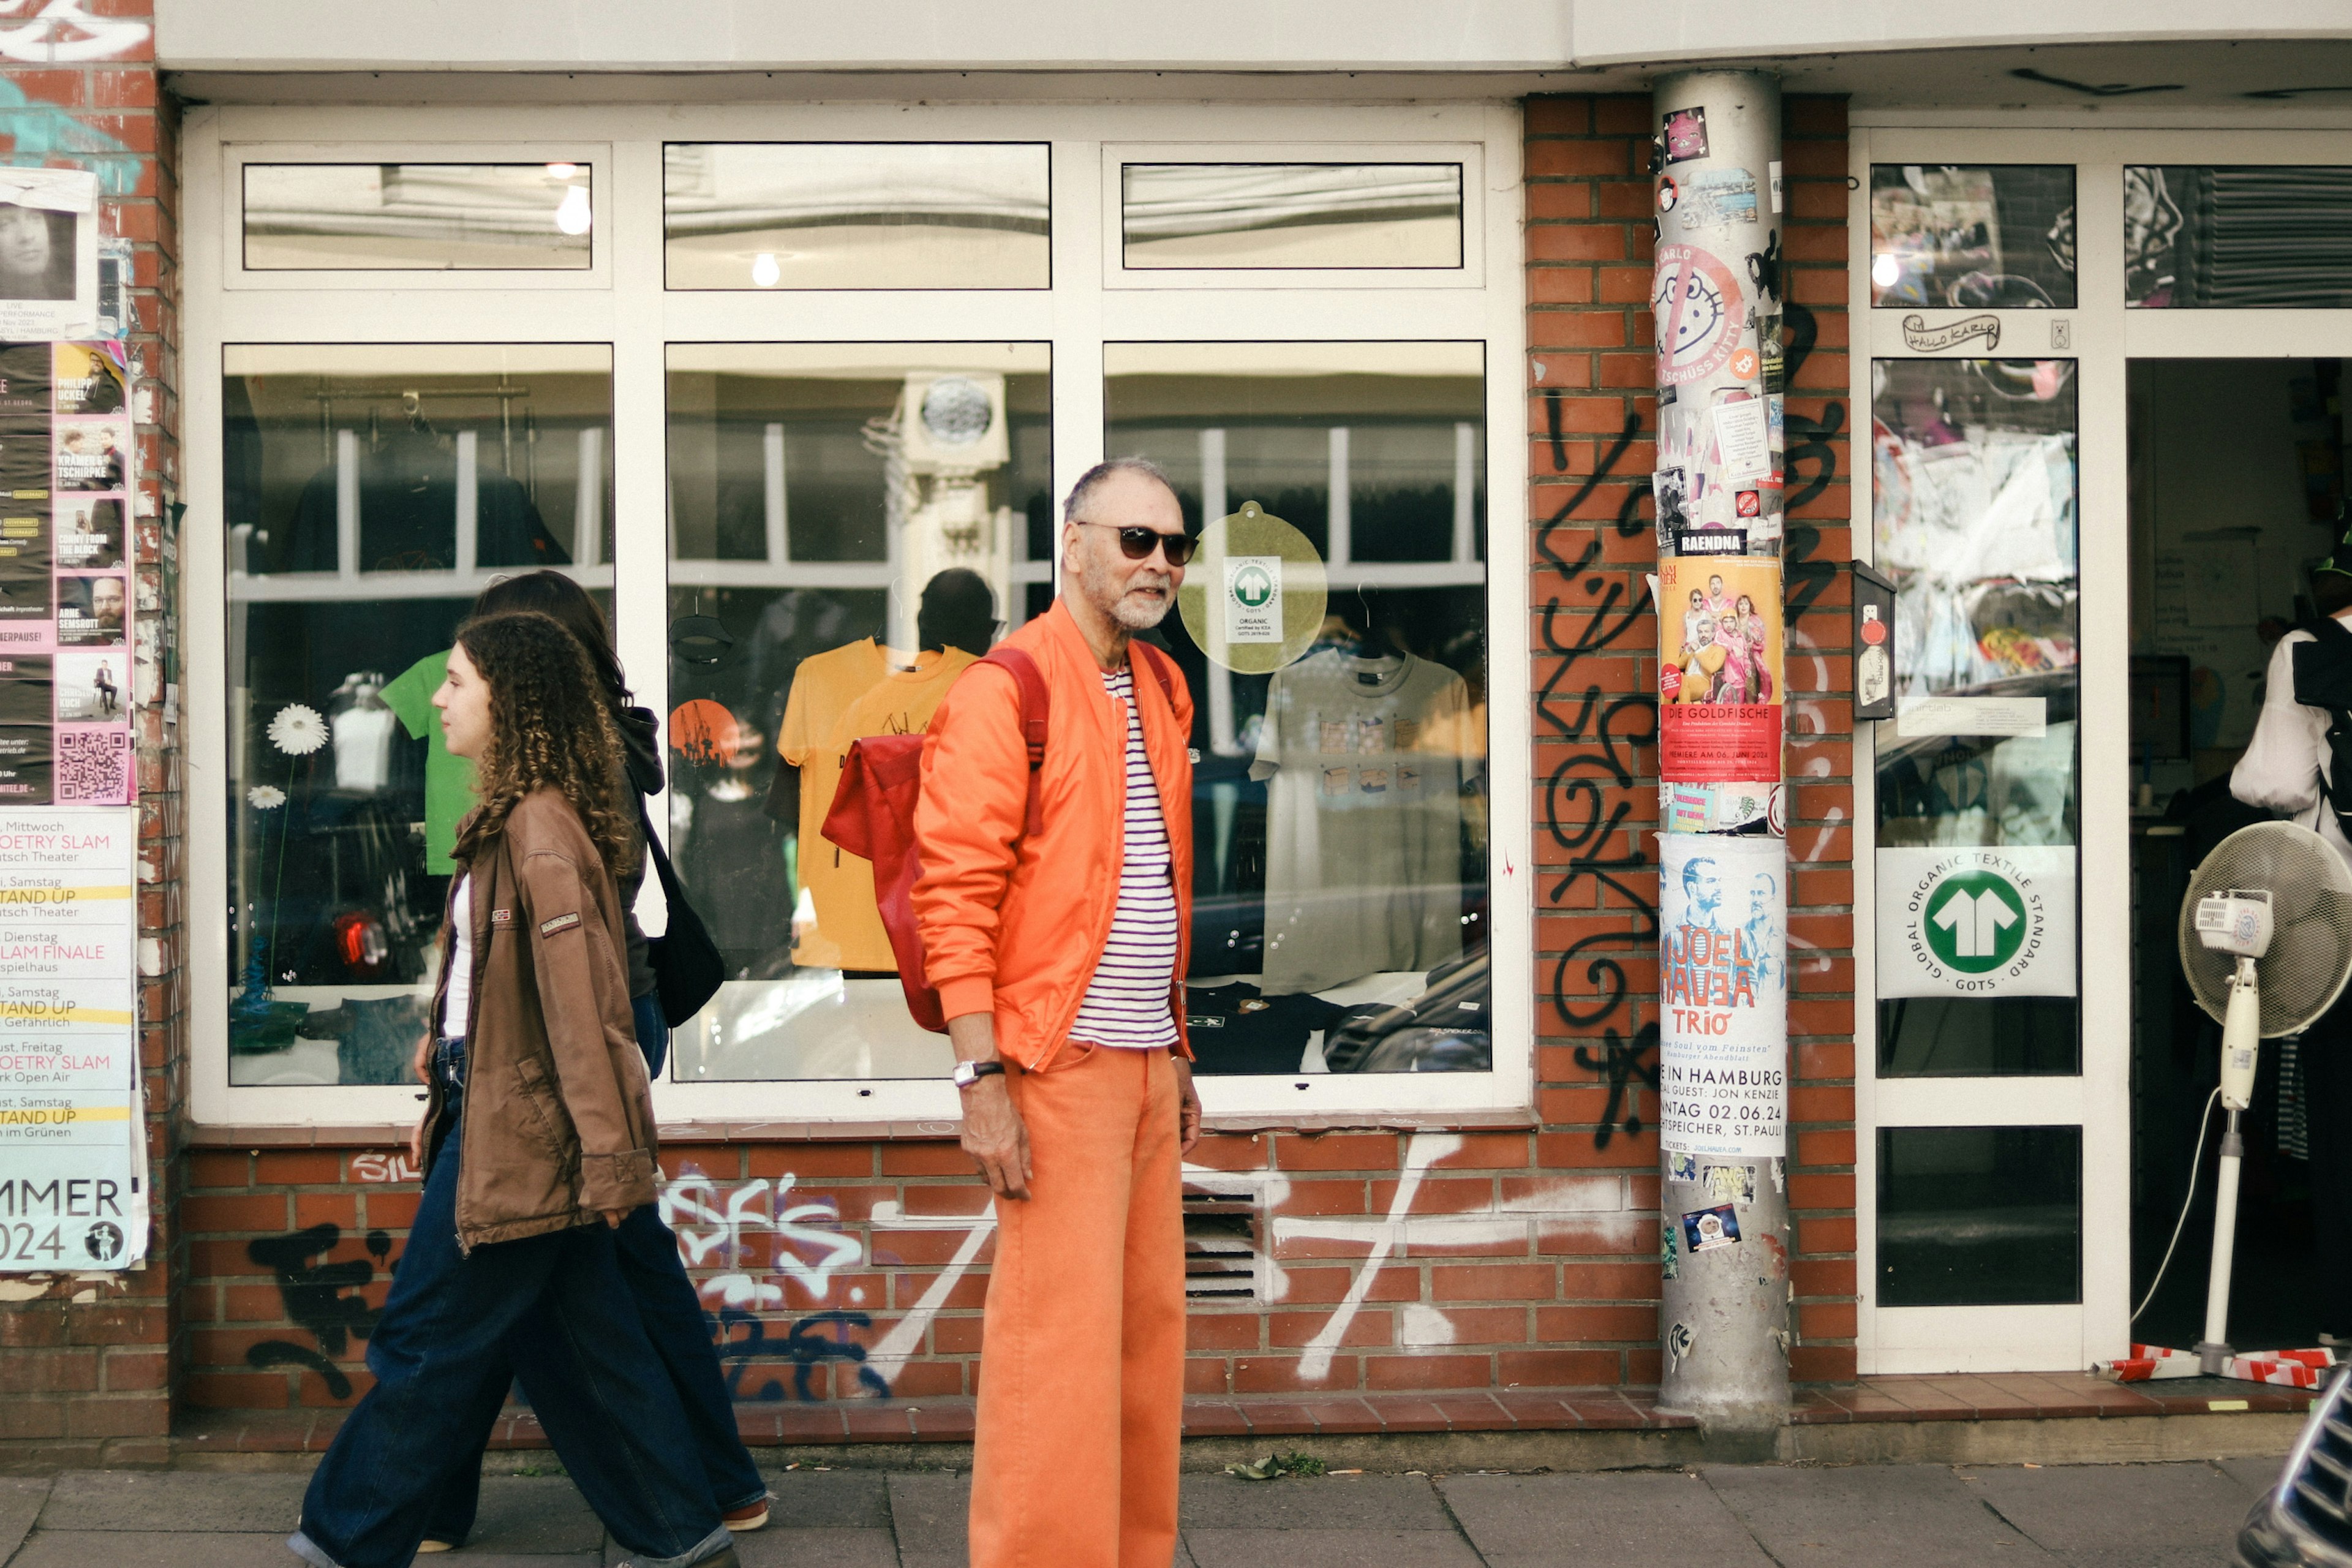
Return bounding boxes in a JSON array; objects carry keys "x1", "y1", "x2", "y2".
[{"x1": 447, "y1": 611, "x2": 638, "y2": 880}]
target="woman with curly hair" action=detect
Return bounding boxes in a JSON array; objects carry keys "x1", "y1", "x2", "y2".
[
  {"x1": 290, "y1": 612, "x2": 739, "y2": 1568},
  {"x1": 410, "y1": 574, "x2": 770, "y2": 1555}
]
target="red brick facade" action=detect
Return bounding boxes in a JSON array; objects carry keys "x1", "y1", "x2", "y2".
[
  {"x1": 0, "y1": 0, "x2": 187, "y2": 1464},
  {"x1": 4, "y1": 86, "x2": 1858, "y2": 1446}
]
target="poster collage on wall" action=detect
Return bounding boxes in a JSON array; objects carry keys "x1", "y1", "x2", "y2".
[{"x1": 0, "y1": 341, "x2": 133, "y2": 808}]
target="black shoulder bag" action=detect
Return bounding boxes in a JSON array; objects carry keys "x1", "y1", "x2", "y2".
[{"x1": 635, "y1": 796, "x2": 727, "y2": 1027}]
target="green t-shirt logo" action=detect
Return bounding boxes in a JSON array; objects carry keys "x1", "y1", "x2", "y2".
[
  {"x1": 1924, "y1": 871, "x2": 2025, "y2": 973},
  {"x1": 1231, "y1": 564, "x2": 1275, "y2": 609}
]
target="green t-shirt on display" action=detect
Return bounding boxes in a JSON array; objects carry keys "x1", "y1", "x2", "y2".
[{"x1": 381, "y1": 649, "x2": 475, "y2": 874}]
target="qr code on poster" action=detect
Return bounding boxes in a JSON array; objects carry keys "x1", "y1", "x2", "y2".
[{"x1": 58, "y1": 729, "x2": 129, "y2": 804}]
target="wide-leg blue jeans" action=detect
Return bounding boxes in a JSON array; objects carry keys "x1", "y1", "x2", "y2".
[
  {"x1": 419, "y1": 993, "x2": 763, "y2": 1547},
  {"x1": 288, "y1": 1103, "x2": 731, "y2": 1568}
]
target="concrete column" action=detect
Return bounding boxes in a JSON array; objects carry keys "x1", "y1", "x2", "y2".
[{"x1": 1648, "y1": 67, "x2": 1792, "y2": 1438}]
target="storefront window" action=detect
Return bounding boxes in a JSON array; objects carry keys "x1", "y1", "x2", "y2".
[
  {"x1": 663, "y1": 344, "x2": 1051, "y2": 1081},
  {"x1": 1120, "y1": 164, "x2": 1463, "y2": 270},
  {"x1": 223, "y1": 344, "x2": 615, "y2": 1084},
  {"x1": 1871, "y1": 357, "x2": 2080, "y2": 1076},
  {"x1": 1868, "y1": 165, "x2": 2076, "y2": 310},
  {"x1": 242, "y1": 164, "x2": 594, "y2": 271},
  {"x1": 200, "y1": 108, "x2": 1518, "y2": 1122},
  {"x1": 1107, "y1": 342, "x2": 1489, "y2": 1076},
  {"x1": 2124, "y1": 166, "x2": 2352, "y2": 308},
  {"x1": 662, "y1": 145, "x2": 1051, "y2": 290}
]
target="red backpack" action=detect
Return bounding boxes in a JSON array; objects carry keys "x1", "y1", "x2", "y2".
[{"x1": 821, "y1": 643, "x2": 1178, "y2": 1031}]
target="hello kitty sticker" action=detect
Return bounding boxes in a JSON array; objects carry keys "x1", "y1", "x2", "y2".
[{"x1": 1652, "y1": 243, "x2": 1744, "y2": 386}]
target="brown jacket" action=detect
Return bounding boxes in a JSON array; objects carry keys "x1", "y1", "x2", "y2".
[{"x1": 423, "y1": 788, "x2": 659, "y2": 1250}]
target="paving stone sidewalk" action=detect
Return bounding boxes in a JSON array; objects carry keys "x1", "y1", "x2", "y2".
[{"x1": 0, "y1": 1456, "x2": 2280, "y2": 1566}]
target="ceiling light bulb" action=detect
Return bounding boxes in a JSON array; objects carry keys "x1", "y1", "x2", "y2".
[
  {"x1": 752, "y1": 252, "x2": 782, "y2": 288},
  {"x1": 1871, "y1": 252, "x2": 1901, "y2": 290},
  {"x1": 554, "y1": 185, "x2": 592, "y2": 236},
  {"x1": 545, "y1": 162, "x2": 578, "y2": 181}
]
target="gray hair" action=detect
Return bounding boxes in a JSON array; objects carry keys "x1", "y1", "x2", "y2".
[{"x1": 1062, "y1": 456, "x2": 1179, "y2": 526}]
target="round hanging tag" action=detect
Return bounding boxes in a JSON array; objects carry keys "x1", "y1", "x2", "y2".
[{"x1": 1176, "y1": 500, "x2": 1329, "y2": 674}]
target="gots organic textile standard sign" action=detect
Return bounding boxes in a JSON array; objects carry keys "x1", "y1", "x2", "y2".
[
  {"x1": 1223, "y1": 556, "x2": 1282, "y2": 644},
  {"x1": 1877, "y1": 845, "x2": 2077, "y2": 998},
  {"x1": 0, "y1": 808, "x2": 144, "y2": 1271},
  {"x1": 1657, "y1": 831, "x2": 1787, "y2": 1157}
]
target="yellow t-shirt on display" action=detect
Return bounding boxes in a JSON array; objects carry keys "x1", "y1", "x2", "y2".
[
  {"x1": 781, "y1": 642, "x2": 978, "y2": 972},
  {"x1": 780, "y1": 638, "x2": 893, "y2": 970}
]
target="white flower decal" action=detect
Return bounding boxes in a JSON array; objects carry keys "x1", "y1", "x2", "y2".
[
  {"x1": 246, "y1": 785, "x2": 285, "y2": 810},
  {"x1": 267, "y1": 704, "x2": 328, "y2": 756}
]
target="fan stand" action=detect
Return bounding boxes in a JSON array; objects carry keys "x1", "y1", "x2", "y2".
[
  {"x1": 2098, "y1": 965, "x2": 2336, "y2": 1389},
  {"x1": 2097, "y1": 1102, "x2": 2335, "y2": 1389}
]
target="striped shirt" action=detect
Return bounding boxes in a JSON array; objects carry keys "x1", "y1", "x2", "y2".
[{"x1": 1069, "y1": 667, "x2": 1180, "y2": 1050}]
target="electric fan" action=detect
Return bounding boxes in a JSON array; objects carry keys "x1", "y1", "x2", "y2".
[{"x1": 2100, "y1": 822, "x2": 2352, "y2": 1387}]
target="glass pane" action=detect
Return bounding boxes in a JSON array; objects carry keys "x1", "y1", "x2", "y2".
[
  {"x1": 2126, "y1": 167, "x2": 2352, "y2": 308},
  {"x1": 1869, "y1": 165, "x2": 2076, "y2": 309},
  {"x1": 663, "y1": 344, "x2": 1050, "y2": 1082},
  {"x1": 1108, "y1": 341, "x2": 1488, "y2": 1076},
  {"x1": 1878, "y1": 1125, "x2": 2081, "y2": 1306},
  {"x1": 1872, "y1": 358, "x2": 2080, "y2": 1075},
  {"x1": 663, "y1": 144, "x2": 1049, "y2": 290},
  {"x1": 225, "y1": 345, "x2": 615, "y2": 1084},
  {"x1": 1121, "y1": 164, "x2": 1463, "y2": 270},
  {"x1": 242, "y1": 164, "x2": 593, "y2": 271}
]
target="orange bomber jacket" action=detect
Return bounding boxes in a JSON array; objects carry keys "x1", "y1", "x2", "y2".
[{"x1": 911, "y1": 598, "x2": 1197, "y2": 1070}]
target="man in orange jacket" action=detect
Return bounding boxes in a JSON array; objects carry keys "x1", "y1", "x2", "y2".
[{"x1": 913, "y1": 456, "x2": 1205, "y2": 1568}]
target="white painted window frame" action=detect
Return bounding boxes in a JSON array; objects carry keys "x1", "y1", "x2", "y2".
[
  {"x1": 182, "y1": 99, "x2": 1530, "y2": 1134},
  {"x1": 1850, "y1": 120, "x2": 2352, "y2": 1374}
]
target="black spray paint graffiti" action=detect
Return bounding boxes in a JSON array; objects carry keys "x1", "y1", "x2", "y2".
[
  {"x1": 713, "y1": 1307, "x2": 891, "y2": 1402},
  {"x1": 246, "y1": 1224, "x2": 393, "y2": 1400},
  {"x1": 1535, "y1": 301, "x2": 1846, "y2": 1148},
  {"x1": 1536, "y1": 410, "x2": 1661, "y2": 1148}
]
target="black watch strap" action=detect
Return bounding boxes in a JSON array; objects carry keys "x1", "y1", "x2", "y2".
[{"x1": 952, "y1": 1060, "x2": 1005, "y2": 1087}]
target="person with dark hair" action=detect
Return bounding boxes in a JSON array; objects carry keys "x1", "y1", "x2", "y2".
[
  {"x1": 290, "y1": 611, "x2": 738, "y2": 1568},
  {"x1": 403, "y1": 572, "x2": 771, "y2": 1553},
  {"x1": 917, "y1": 566, "x2": 998, "y2": 657},
  {"x1": 2234, "y1": 521, "x2": 2352, "y2": 1338},
  {"x1": 0, "y1": 202, "x2": 72, "y2": 302}
]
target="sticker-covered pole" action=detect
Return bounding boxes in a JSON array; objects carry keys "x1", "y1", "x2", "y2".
[{"x1": 1648, "y1": 68, "x2": 1792, "y2": 1438}]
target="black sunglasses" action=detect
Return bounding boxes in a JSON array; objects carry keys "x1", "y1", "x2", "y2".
[{"x1": 1074, "y1": 519, "x2": 1198, "y2": 567}]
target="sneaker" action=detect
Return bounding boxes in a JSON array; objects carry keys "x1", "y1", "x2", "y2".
[
  {"x1": 722, "y1": 1496, "x2": 771, "y2": 1532},
  {"x1": 415, "y1": 1542, "x2": 454, "y2": 1555}
]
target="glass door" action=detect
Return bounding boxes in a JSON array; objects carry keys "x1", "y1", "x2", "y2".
[
  {"x1": 1856, "y1": 126, "x2": 2352, "y2": 1374},
  {"x1": 1855, "y1": 138, "x2": 2113, "y2": 1373}
]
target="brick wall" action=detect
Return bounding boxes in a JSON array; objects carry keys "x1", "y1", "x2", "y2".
[
  {"x1": 164, "y1": 93, "x2": 1860, "y2": 1423},
  {"x1": 0, "y1": 0, "x2": 189, "y2": 1465}
]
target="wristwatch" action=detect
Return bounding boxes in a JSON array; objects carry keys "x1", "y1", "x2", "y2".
[{"x1": 951, "y1": 1060, "x2": 1005, "y2": 1090}]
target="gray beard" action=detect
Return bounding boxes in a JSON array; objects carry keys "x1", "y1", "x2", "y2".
[{"x1": 1083, "y1": 557, "x2": 1174, "y2": 630}]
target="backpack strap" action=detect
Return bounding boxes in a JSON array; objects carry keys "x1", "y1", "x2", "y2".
[
  {"x1": 980, "y1": 647, "x2": 1051, "y2": 840},
  {"x1": 974, "y1": 641, "x2": 1177, "y2": 842}
]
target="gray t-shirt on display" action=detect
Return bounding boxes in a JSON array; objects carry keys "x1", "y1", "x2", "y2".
[{"x1": 1250, "y1": 649, "x2": 1479, "y2": 995}]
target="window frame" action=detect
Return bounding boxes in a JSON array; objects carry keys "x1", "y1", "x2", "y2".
[
  {"x1": 183, "y1": 99, "x2": 1529, "y2": 1135},
  {"x1": 223, "y1": 140, "x2": 614, "y2": 292},
  {"x1": 1100, "y1": 141, "x2": 1484, "y2": 289}
]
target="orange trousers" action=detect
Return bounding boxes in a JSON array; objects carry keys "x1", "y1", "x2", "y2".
[{"x1": 968, "y1": 1042, "x2": 1185, "y2": 1568}]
